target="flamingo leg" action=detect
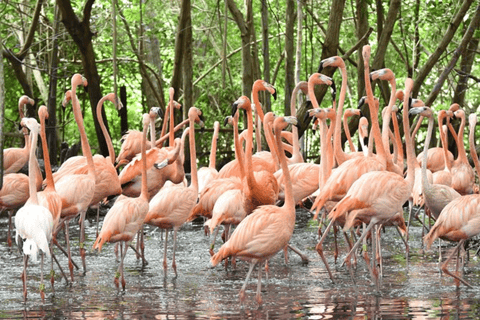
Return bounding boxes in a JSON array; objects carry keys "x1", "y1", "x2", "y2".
[
  {"x1": 7, "y1": 210, "x2": 13, "y2": 247},
  {"x1": 342, "y1": 220, "x2": 376, "y2": 269},
  {"x1": 51, "y1": 249, "x2": 69, "y2": 285},
  {"x1": 22, "y1": 254, "x2": 29, "y2": 302},
  {"x1": 79, "y1": 210, "x2": 87, "y2": 274},
  {"x1": 342, "y1": 231, "x2": 356, "y2": 268},
  {"x1": 361, "y1": 223, "x2": 373, "y2": 278},
  {"x1": 52, "y1": 237, "x2": 80, "y2": 270},
  {"x1": 440, "y1": 239, "x2": 472, "y2": 288},
  {"x1": 333, "y1": 225, "x2": 339, "y2": 263},
  {"x1": 256, "y1": 262, "x2": 263, "y2": 305},
  {"x1": 163, "y1": 229, "x2": 169, "y2": 275},
  {"x1": 209, "y1": 227, "x2": 220, "y2": 256},
  {"x1": 121, "y1": 242, "x2": 128, "y2": 290},
  {"x1": 64, "y1": 220, "x2": 74, "y2": 282},
  {"x1": 283, "y1": 246, "x2": 289, "y2": 264},
  {"x1": 114, "y1": 242, "x2": 122, "y2": 289},
  {"x1": 140, "y1": 226, "x2": 147, "y2": 266},
  {"x1": 287, "y1": 244, "x2": 309, "y2": 264},
  {"x1": 315, "y1": 219, "x2": 335, "y2": 282},
  {"x1": 40, "y1": 252, "x2": 45, "y2": 301},
  {"x1": 172, "y1": 228, "x2": 178, "y2": 278},
  {"x1": 95, "y1": 206, "x2": 100, "y2": 238},
  {"x1": 239, "y1": 262, "x2": 256, "y2": 303}
]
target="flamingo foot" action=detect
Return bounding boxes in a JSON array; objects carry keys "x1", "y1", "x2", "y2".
[
  {"x1": 114, "y1": 272, "x2": 120, "y2": 289},
  {"x1": 239, "y1": 289, "x2": 246, "y2": 303},
  {"x1": 255, "y1": 292, "x2": 263, "y2": 305}
]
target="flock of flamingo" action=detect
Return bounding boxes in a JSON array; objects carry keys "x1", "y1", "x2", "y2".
[{"x1": 2, "y1": 45, "x2": 480, "y2": 305}]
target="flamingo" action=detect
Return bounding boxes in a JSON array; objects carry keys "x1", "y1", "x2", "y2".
[
  {"x1": 468, "y1": 114, "x2": 480, "y2": 191},
  {"x1": 448, "y1": 107, "x2": 475, "y2": 195},
  {"x1": 144, "y1": 107, "x2": 204, "y2": 277},
  {"x1": 14, "y1": 117, "x2": 53, "y2": 301},
  {"x1": 409, "y1": 106, "x2": 460, "y2": 220},
  {"x1": 93, "y1": 113, "x2": 153, "y2": 290},
  {"x1": 211, "y1": 115, "x2": 298, "y2": 305},
  {"x1": 197, "y1": 121, "x2": 220, "y2": 194},
  {"x1": 329, "y1": 74, "x2": 417, "y2": 288},
  {"x1": 53, "y1": 74, "x2": 95, "y2": 279},
  {"x1": 3, "y1": 95, "x2": 35, "y2": 174},
  {"x1": 423, "y1": 116, "x2": 480, "y2": 287}
]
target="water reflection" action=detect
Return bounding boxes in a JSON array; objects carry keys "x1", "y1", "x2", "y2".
[{"x1": 1, "y1": 208, "x2": 480, "y2": 318}]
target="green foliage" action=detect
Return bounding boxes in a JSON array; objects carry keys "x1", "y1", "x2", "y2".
[{"x1": 1, "y1": 0, "x2": 478, "y2": 164}]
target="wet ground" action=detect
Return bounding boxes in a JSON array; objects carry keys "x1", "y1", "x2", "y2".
[{"x1": 1, "y1": 206, "x2": 480, "y2": 319}]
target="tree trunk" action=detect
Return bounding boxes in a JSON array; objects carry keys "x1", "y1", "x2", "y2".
[
  {"x1": 227, "y1": 0, "x2": 254, "y2": 97},
  {"x1": 425, "y1": 4, "x2": 480, "y2": 106},
  {"x1": 296, "y1": 0, "x2": 346, "y2": 140},
  {"x1": 284, "y1": 0, "x2": 296, "y2": 116},
  {"x1": 46, "y1": 4, "x2": 60, "y2": 166},
  {"x1": 261, "y1": 0, "x2": 271, "y2": 111},
  {"x1": 182, "y1": 0, "x2": 193, "y2": 172},
  {"x1": 57, "y1": 0, "x2": 110, "y2": 157},
  {"x1": 412, "y1": 0, "x2": 475, "y2": 98},
  {"x1": 119, "y1": 86, "x2": 129, "y2": 135}
]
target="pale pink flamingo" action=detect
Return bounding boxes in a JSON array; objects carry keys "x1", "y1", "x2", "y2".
[
  {"x1": 53, "y1": 74, "x2": 95, "y2": 280},
  {"x1": 144, "y1": 107, "x2": 204, "y2": 277},
  {"x1": 3, "y1": 95, "x2": 35, "y2": 173},
  {"x1": 93, "y1": 113, "x2": 152, "y2": 291},
  {"x1": 431, "y1": 110, "x2": 454, "y2": 187},
  {"x1": 211, "y1": 115, "x2": 297, "y2": 305},
  {"x1": 14, "y1": 117, "x2": 53, "y2": 301},
  {"x1": 197, "y1": 121, "x2": 220, "y2": 194}
]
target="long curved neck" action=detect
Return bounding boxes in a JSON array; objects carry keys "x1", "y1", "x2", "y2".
[
  {"x1": 455, "y1": 114, "x2": 468, "y2": 163},
  {"x1": 469, "y1": 120, "x2": 480, "y2": 175},
  {"x1": 403, "y1": 79, "x2": 415, "y2": 189},
  {"x1": 392, "y1": 111, "x2": 404, "y2": 166},
  {"x1": 343, "y1": 113, "x2": 356, "y2": 152},
  {"x1": 252, "y1": 84, "x2": 265, "y2": 122},
  {"x1": 150, "y1": 116, "x2": 156, "y2": 149},
  {"x1": 169, "y1": 101, "x2": 175, "y2": 147},
  {"x1": 71, "y1": 85, "x2": 95, "y2": 178},
  {"x1": 290, "y1": 82, "x2": 306, "y2": 163},
  {"x1": 156, "y1": 118, "x2": 189, "y2": 148},
  {"x1": 381, "y1": 79, "x2": 396, "y2": 151},
  {"x1": 245, "y1": 106, "x2": 257, "y2": 188},
  {"x1": 40, "y1": 115, "x2": 55, "y2": 191},
  {"x1": 188, "y1": 117, "x2": 198, "y2": 192},
  {"x1": 255, "y1": 109, "x2": 262, "y2": 152},
  {"x1": 364, "y1": 63, "x2": 387, "y2": 163},
  {"x1": 209, "y1": 124, "x2": 219, "y2": 169},
  {"x1": 438, "y1": 113, "x2": 452, "y2": 170},
  {"x1": 263, "y1": 118, "x2": 280, "y2": 171},
  {"x1": 233, "y1": 114, "x2": 246, "y2": 179},
  {"x1": 140, "y1": 120, "x2": 148, "y2": 200},
  {"x1": 333, "y1": 65, "x2": 348, "y2": 165},
  {"x1": 422, "y1": 115, "x2": 434, "y2": 190},
  {"x1": 319, "y1": 117, "x2": 330, "y2": 186},
  {"x1": 275, "y1": 123, "x2": 294, "y2": 211},
  {"x1": 160, "y1": 104, "x2": 169, "y2": 143},
  {"x1": 96, "y1": 96, "x2": 116, "y2": 164},
  {"x1": 27, "y1": 126, "x2": 39, "y2": 204}
]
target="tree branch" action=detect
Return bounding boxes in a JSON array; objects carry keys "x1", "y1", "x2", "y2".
[{"x1": 17, "y1": 0, "x2": 44, "y2": 60}]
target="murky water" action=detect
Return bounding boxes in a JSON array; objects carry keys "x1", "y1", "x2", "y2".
[{"x1": 2, "y1": 207, "x2": 480, "y2": 319}]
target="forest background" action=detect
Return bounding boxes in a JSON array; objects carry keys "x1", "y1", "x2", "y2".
[{"x1": 1, "y1": 0, "x2": 479, "y2": 177}]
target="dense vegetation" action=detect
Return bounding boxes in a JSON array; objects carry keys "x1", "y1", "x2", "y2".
[{"x1": 1, "y1": 0, "x2": 479, "y2": 169}]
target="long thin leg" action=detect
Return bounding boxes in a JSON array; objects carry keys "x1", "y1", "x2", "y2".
[
  {"x1": 64, "y1": 220, "x2": 74, "y2": 282},
  {"x1": 395, "y1": 225, "x2": 409, "y2": 271},
  {"x1": 361, "y1": 223, "x2": 373, "y2": 279},
  {"x1": 315, "y1": 219, "x2": 335, "y2": 282},
  {"x1": 371, "y1": 225, "x2": 379, "y2": 291},
  {"x1": 51, "y1": 250, "x2": 69, "y2": 284},
  {"x1": 172, "y1": 228, "x2": 178, "y2": 278},
  {"x1": 95, "y1": 206, "x2": 100, "y2": 238},
  {"x1": 79, "y1": 210, "x2": 87, "y2": 274},
  {"x1": 114, "y1": 242, "x2": 122, "y2": 289},
  {"x1": 120, "y1": 242, "x2": 128, "y2": 290},
  {"x1": 209, "y1": 227, "x2": 220, "y2": 256},
  {"x1": 140, "y1": 226, "x2": 147, "y2": 266},
  {"x1": 441, "y1": 239, "x2": 472, "y2": 287},
  {"x1": 333, "y1": 225, "x2": 339, "y2": 264},
  {"x1": 7, "y1": 210, "x2": 13, "y2": 247},
  {"x1": 22, "y1": 254, "x2": 29, "y2": 302},
  {"x1": 341, "y1": 221, "x2": 376, "y2": 269},
  {"x1": 53, "y1": 238, "x2": 80, "y2": 270},
  {"x1": 239, "y1": 262, "x2": 256, "y2": 303},
  {"x1": 287, "y1": 244, "x2": 309, "y2": 264},
  {"x1": 163, "y1": 229, "x2": 169, "y2": 276},
  {"x1": 40, "y1": 252, "x2": 46, "y2": 301},
  {"x1": 256, "y1": 263, "x2": 263, "y2": 305}
]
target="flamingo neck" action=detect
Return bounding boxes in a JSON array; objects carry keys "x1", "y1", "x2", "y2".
[
  {"x1": 209, "y1": 124, "x2": 219, "y2": 169},
  {"x1": 469, "y1": 120, "x2": 480, "y2": 175},
  {"x1": 140, "y1": 120, "x2": 149, "y2": 200},
  {"x1": 71, "y1": 86, "x2": 95, "y2": 179},
  {"x1": 245, "y1": 104, "x2": 257, "y2": 188},
  {"x1": 456, "y1": 114, "x2": 468, "y2": 163},
  {"x1": 27, "y1": 126, "x2": 39, "y2": 204},
  {"x1": 275, "y1": 123, "x2": 294, "y2": 211},
  {"x1": 422, "y1": 116, "x2": 434, "y2": 190},
  {"x1": 252, "y1": 83, "x2": 266, "y2": 122},
  {"x1": 438, "y1": 113, "x2": 452, "y2": 171},
  {"x1": 188, "y1": 117, "x2": 198, "y2": 192},
  {"x1": 343, "y1": 113, "x2": 356, "y2": 152},
  {"x1": 96, "y1": 96, "x2": 116, "y2": 164},
  {"x1": 263, "y1": 118, "x2": 280, "y2": 171},
  {"x1": 403, "y1": 79, "x2": 416, "y2": 190},
  {"x1": 233, "y1": 114, "x2": 246, "y2": 179},
  {"x1": 160, "y1": 105, "x2": 169, "y2": 145},
  {"x1": 40, "y1": 115, "x2": 55, "y2": 191},
  {"x1": 333, "y1": 65, "x2": 348, "y2": 165},
  {"x1": 392, "y1": 111, "x2": 404, "y2": 166},
  {"x1": 169, "y1": 101, "x2": 174, "y2": 147},
  {"x1": 290, "y1": 82, "x2": 307, "y2": 163}
]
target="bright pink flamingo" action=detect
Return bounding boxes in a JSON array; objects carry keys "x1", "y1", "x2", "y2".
[
  {"x1": 197, "y1": 121, "x2": 220, "y2": 195},
  {"x1": 93, "y1": 113, "x2": 152, "y2": 291},
  {"x1": 211, "y1": 115, "x2": 297, "y2": 305},
  {"x1": 144, "y1": 107, "x2": 204, "y2": 277}
]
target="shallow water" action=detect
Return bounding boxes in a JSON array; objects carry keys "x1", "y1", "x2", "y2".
[{"x1": 1, "y1": 207, "x2": 480, "y2": 319}]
